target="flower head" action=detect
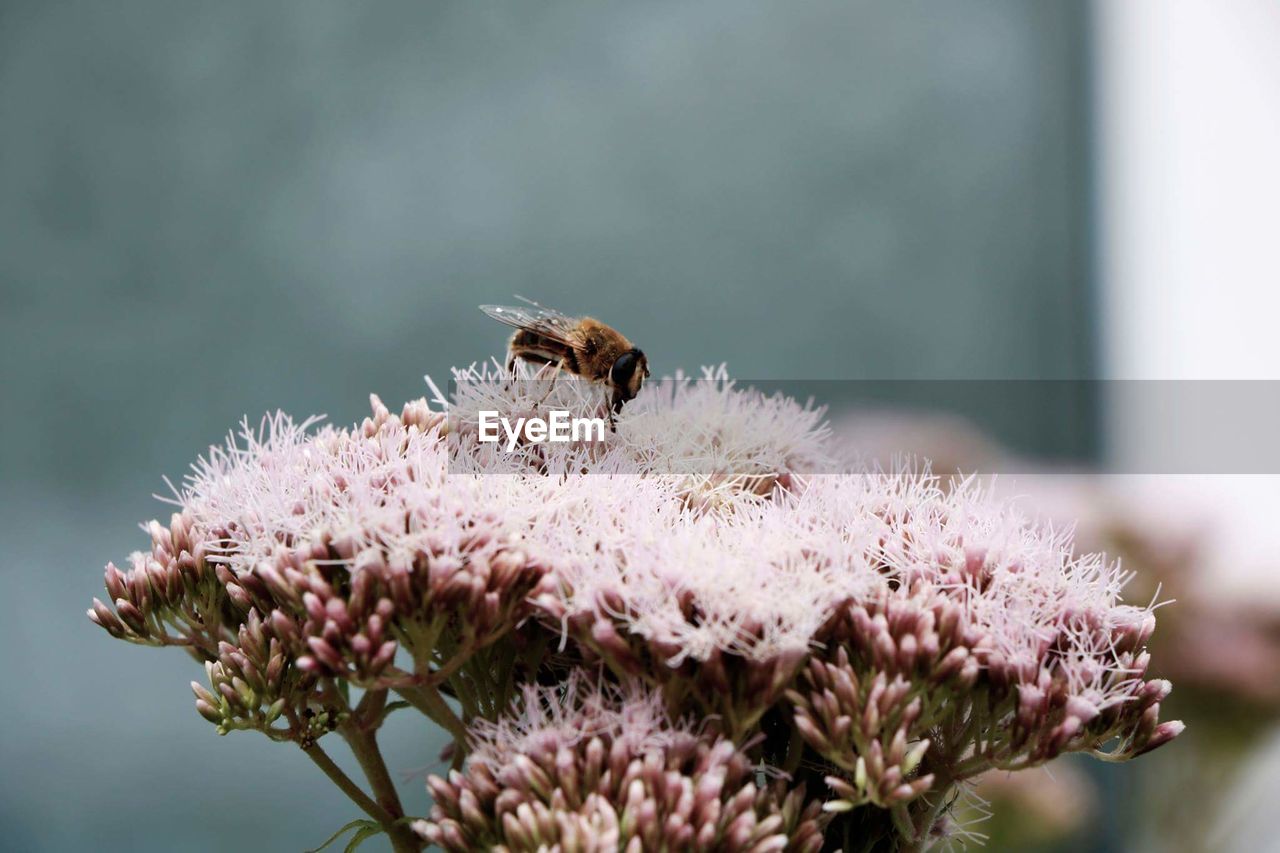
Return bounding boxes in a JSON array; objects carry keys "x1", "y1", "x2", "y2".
[{"x1": 416, "y1": 675, "x2": 825, "y2": 852}]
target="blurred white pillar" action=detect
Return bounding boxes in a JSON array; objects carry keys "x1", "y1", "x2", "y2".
[
  {"x1": 1095, "y1": 0, "x2": 1280, "y2": 380},
  {"x1": 1095, "y1": 10, "x2": 1280, "y2": 845},
  {"x1": 1093, "y1": 0, "x2": 1280, "y2": 600}
]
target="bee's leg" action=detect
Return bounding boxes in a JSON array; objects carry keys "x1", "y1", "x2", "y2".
[
  {"x1": 534, "y1": 360, "x2": 563, "y2": 406},
  {"x1": 608, "y1": 391, "x2": 621, "y2": 432}
]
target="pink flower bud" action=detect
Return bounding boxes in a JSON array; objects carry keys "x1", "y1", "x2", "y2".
[{"x1": 1134, "y1": 720, "x2": 1185, "y2": 756}]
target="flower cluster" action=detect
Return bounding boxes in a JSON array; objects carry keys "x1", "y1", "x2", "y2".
[
  {"x1": 89, "y1": 366, "x2": 1182, "y2": 851},
  {"x1": 416, "y1": 677, "x2": 825, "y2": 852},
  {"x1": 90, "y1": 396, "x2": 549, "y2": 680}
]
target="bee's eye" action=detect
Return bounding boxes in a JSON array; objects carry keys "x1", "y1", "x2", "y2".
[{"x1": 610, "y1": 350, "x2": 640, "y2": 389}]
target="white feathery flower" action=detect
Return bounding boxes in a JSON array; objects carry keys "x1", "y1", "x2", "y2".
[
  {"x1": 164, "y1": 368, "x2": 1154, "y2": 694},
  {"x1": 467, "y1": 673, "x2": 680, "y2": 768}
]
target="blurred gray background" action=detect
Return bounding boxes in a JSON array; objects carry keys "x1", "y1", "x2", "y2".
[{"x1": 1, "y1": 1, "x2": 1103, "y2": 850}]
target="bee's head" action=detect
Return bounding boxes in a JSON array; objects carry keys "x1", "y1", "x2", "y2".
[{"x1": 610, "y1": 348, "x2": 649, "y2": 402}]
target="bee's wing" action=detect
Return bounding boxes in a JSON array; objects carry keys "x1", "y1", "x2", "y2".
[{"x1": 479, "y1": 303, "x2": 578, "y2": 345}]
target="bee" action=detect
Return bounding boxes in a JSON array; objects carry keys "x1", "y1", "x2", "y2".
[{"x1": 480, "y1": 299, "x2": 650, "y2": 427}]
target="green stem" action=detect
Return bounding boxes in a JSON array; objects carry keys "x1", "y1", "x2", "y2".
[
  {"x1": 781, "y1": 719, "x2": 807, "y2": 776},
  {"x1": 448, "y1": 669, "x2": 484, "y2": 720},
  {"x1": 394, "y1": 684, "x2": 469, "y2": 746},
  {"x1": 355, "y1": 687, "x2": 389, "y2": 724},
  {"x1": 342, "y1": 722, "x2": 419, "y2": 853},
  {"x1": 302, "y1": 742, "x2": 393, "y2": 826},
  {"x1": 904, "y1": 780, "x2": 953, "y2": 852}
]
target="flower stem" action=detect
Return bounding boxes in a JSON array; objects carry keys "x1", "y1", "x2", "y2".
[
  {"x1": 904, "y1": 781, "x2": 952, "y2": 852},
  {"x1": 302, "y1": 742, "x2": 392, "y2": 826},
  {"x1": 394, "y1": 684, "x2": 469, "y2": 748},
  {"x1": 342, "y1": 719, "x2": 419, "y2": 853}
]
